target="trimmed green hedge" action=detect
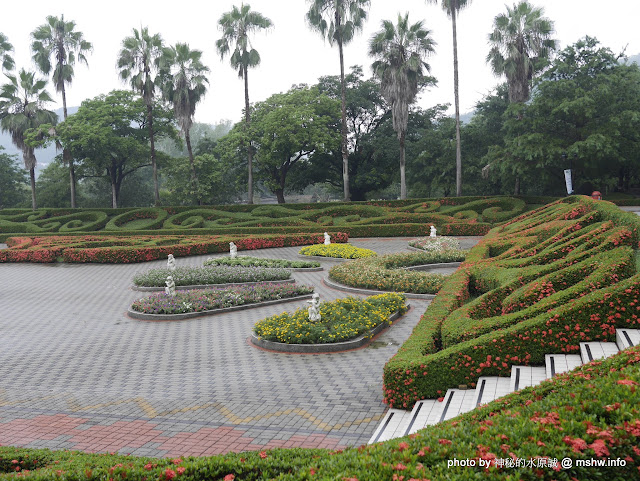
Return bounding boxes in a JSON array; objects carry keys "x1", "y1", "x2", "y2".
[
  {"x1": 0, "y1": 196, "x2": 538, "y2": 239},
  {"x1": 383, "y1": 196, "x2": 640, "y2": 408},
  {"x1": 1, "y1": 345, "x2": 639, "y2": 479}
]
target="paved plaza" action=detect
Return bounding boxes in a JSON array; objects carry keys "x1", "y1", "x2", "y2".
[{"x1": 0, "y1": 237, "x2": 481, "y2": 457}]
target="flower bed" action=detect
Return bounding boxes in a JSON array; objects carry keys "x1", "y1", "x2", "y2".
[
  {"x1": 408, "y1": 235, "x2": 460, "y2": 252},
  {"x1": 383, "y1": 196, "x2": 640, "y2": 408},
  {"x1": 329, "y1": 250, "x2": 466, "y2": 294},
  {"x1": 1, "y1": 345, "x2": 638, "y2": 479},
  {"x1": 129, "y1": 283, "x2": 314, "y2": 316},
  {"x1": 299, "y1": 243, "x2": 376, "y2": 259},
  {"x1": 0, "y1": 232, "x2": 348, "y2": 263},
  {"x1": 132, "y1": 265, "x2": 291, "y2": 288},
  {"x1": 253, "y1": 293, "x2": 407, "y2": 344},
  {"x1": 203, "y1": 256, "x2": 320, "y2": 269}
]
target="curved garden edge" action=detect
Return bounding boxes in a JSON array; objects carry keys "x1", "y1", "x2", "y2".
[
  {"x1": 127, "y1": 293, "x2": 314, "y2": 321},
  {"x1": 249, "y1": 307, "x2": 409, "y2": 353},
  {"x1": 403, "y1": 261, "x2": 462, "y2": 272},
  {"x1": 323, "y1": 277, "x2": 436, "y2": 300},
  {"x1": 297, "y1": 254, "x2": 347, "y2": 262},
  {"x1": 131, "y1": 278, "x2": 295, "y2": 292}
]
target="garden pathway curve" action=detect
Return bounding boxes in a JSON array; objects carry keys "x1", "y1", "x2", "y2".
[{"x1": 0, "y1": 237, "x2": 480, "y2": 457}]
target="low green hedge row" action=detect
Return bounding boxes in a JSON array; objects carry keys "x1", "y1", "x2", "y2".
[
  {"x1": 2, "y1": 345, "x2": 639, "y2": 480},
  {"x1": 132, "y1": 265, "x2": 292, "y2": 287},
  {"x1": 203, "y1": 256, "x2": 321, "y2": 269},
  {"x1": 0, "y1": 233, "x2": 349, "y2": 264},
  {"x1": 0, "y1": 196, "x2": 533, "y2": 237},
  {"x1": 383, "y1": 196, "x2": 640, "y2": 408},
  {"x1": 299, "y1": 243, "x2": 376, "y2": 259},
  {"x1": 329, "y1": 250, "x2": 467, "y2": 294}
]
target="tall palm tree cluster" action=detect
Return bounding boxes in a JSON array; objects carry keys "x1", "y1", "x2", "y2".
[{"x1": 0, "y1": 1, "x2": 557, "y2": 209}]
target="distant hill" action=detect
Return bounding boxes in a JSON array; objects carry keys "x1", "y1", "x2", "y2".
[{"x1": 626, "y1": 53, "x2": 640, "y2": 65}]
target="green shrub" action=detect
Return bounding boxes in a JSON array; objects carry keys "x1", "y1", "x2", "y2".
[
  {"x1": 133, "y1": 265, "x2": 291, "y2": 287},
  {"x1": 299, "y1": 243, "x2": 376, "y2": 259},
  {"x1": 203, "y1": 256, "x2": 320, "y2": 269},
  {"x1": 254, "y1": 293, "x2": 407, "y2": 344}
]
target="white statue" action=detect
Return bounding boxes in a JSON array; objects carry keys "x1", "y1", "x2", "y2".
[
  {"x1": 167, "y1": 254, "x2": 176, "y2": 272},
  {"x1": 430, "y1": 225, "x2": 437, "y2": 238},
  {"x1": 324, "y1": 232, "x2": 331, "y2": 245},
  {"x1": 229, "y1": 242, "x2": 237, "y2": 259},
  {"x1": 306, "y1": 293, "x2": 321, "y2": 322},
  {"x1": 165, "y1": 275, "x2": 176, "y2": 296}
]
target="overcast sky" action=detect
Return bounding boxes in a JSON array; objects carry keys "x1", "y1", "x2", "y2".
[{"x1": 2, "y1": 0, "x2": 639, "y2": 126}]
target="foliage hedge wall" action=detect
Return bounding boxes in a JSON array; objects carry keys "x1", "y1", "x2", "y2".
[
  {"x1": 0, "y1": 196, "x2": 544, "y2": 240},
  {"x1": 0, "y1": 233, "x2": 348, "y2": 264},
  {"x1": 1, "y1": 345, "x2": 639, "y2": 479},
  {"x1": 383, "y1": 196, "x2": 640, "y2": 408}
]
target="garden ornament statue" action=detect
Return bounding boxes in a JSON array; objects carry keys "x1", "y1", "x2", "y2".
[
  {"x1": 229, "y1": 242, "x2": 237, "y2": 259},
  {"x1": 165, "y1": 275, "x2": 176, "y2": 296},
  {"x1": 167, "y1": 254, "x2": 176, "y2": 272},
  {"x1": 307, "y1": 293, "x2": 321, "y2": 322},
  {"x1": 430, "y1": 225, "x2": 437, "y2": 238},
  {"x1": 324, "y1": 232, "x2": 331, "y2": 245}
]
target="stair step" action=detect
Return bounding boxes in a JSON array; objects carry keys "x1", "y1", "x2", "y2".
[
  {"x1": 617, "y1": 329, "x2": 640, "y2": 350},
  {"x1": 509, "y1": 366, "x2": 547, "y2": 392},
  {"x1": 545, "y1": 354, "x2": 583, "y2": 378},
  {"x1": 438, "y1": 389, "x2": 478, "y2": 422},
  {"x1": 401, "y1": 399, "x2": 440, "y2": 436},
  {"x1": 368, "y1": 408, "x2": 411, "y2": 444},
  {"x1": 580, "y1": 342, "x2": 619, "y2": 364},
  {"x1": 474, "y1": 376, "x2": 512, "y2": 406}
]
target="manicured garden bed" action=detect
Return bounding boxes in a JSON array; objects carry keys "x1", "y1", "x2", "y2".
[
  {"x1": 253, "y1": 293, "x2": 407, "y2": 345},
  {"x1": 329, "y1": 250, "x2": 466, "y2": 294},
  {"x1": 408, "y1": 235, "x2": 460, "y2": 251},
  {"x1": 1, "y1": 345, "x2": 638, "y2": 479},
  {"x1": 132, "y1": 265, "x2": 292, "y2": 289},
  {"x1": 203, "y1": 255, "x2": 321, "y2": 271},
  {"x1": 128, "y1": 284, "x2": 314, "y2": 320},
  {"x1": 0, "y1": 233, "x2": 348, "y2": 263},
  {"x1": 299, "y1": 243, "x2": 376, "y2": 259},
  {"x1": 383, "y1": 196, "x2": 640, "y2": 409}
]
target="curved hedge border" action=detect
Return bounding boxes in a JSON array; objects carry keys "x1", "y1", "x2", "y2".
[
  {"x1": 0, "y1": 196, "x2": 534, "y2": 239},
  {"x1": 1, "y1": 345, "x2": 638, "y2": 479},
  {"x1": 329, "y1": 250, "x2": 467, "y2": 294},
  {"x1": 0, "y1": 232, "x2": 349, "y2": 263},
  {"x1": 132, "y1": 265, "x2": 292, "y2": 288},
  {"x1": 299, "y1": 243, "x2": 376, "y2": 259},
  {"x1": 203, "y1": 256, "x2": 321, "y2": 271},
  {"x1": 383, "y1": 196, "x2": 640, "y2": 408}
]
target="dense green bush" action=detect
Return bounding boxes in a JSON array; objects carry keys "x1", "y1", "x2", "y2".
[
  {"x1": 299, "y1": 243, "x2": 376, "y2": 259},
  {"x1": 203, "y1": 256, "x2": 320, "y2": 269},
  {"x1": 383, "y1": 196, "x2": 640, "y2": 408},
  {"x1": 133, "y1": 265, "x2": 291, "y2": 287}
]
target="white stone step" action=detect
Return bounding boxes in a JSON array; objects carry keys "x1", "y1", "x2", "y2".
[
  {"x1": 438, "y1": 388, "x2": 478, "y2": 422},
  {"x1": 509, "y1": 366, "x2": 547, "y2": 392},
  {"x1": 616, "y1": 329, "x2": 640, "y2": 350},
  {"x1": 368, "y1": 408, "x2": 412, "y2": 444},
  {"x1": 474, "y1": 376, "x2": 512, "y2": 406},
  {"x1": 580, "y1": 342, "x2": 619, "y2": 363},
  {"x1": 545, "y1": 354, "x2": 583, "y2": 378},
  {"x1": 400, "y1": 399, "x2": 440, "y2": 436}
]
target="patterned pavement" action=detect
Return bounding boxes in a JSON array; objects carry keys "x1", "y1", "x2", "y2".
[{"x1": 0, "y1": 237, "x2": 481, "y2": 457}]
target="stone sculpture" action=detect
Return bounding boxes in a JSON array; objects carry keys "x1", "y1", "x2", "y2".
[
  {"x1": 324, "y1": 232, "x2": 331, "y2": 245},
  {"x1": 229, "y1": 242, "x2": 237, "y2": 259},
  {"x1": 167, "y1": 254, "x2": 176, "y2": 272},
  {"x1": 165, "y1": 275, "x2": 176, "y2": 296},
  {"x1": 306, "y1": 293, "x2": 321, "y2": 322},
  {"x1": 430, "y1": 225, "x2": 437, "y2": 238}
]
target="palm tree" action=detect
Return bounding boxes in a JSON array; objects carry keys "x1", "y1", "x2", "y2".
[
  {"x1": 487, "y1": 1, "x2": 556, "y2": 193},
  {"x1": 216, "y1": 4, "x2": 272, "y2": 205},
  {"x1": 369, "y1": 13, "x2": 435, "y2": 199},
  {"x1": 426, "y1": 0, "x2": 471, "y2": 197},
  {"x1": 160, "y1": 43, "x2": 210, "y2": 204},
  {"x1": 0, "y1": 32, "x2": 14, "y2": 72},
  {"x1": 487, "y1": 1, "x2": 556, "y2": 104},
  {"x1": 117, "y1": 27, "x2": 164, "y2": 205},
  {"x1": 306, "y1": 0, "x2": 370, "y2": 202},
  {"x1": 31, "y1": 15, "x2": 92, "y2": 208},
  {"x1": 0, "y1": 69, "x2": 57, "y2": 210}
]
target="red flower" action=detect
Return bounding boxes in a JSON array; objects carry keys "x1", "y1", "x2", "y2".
[
  {"x1": 164, "y1": 469, "x2": 176, "y2": 480},
  {"x1": 438, "y1": 439, "x2": 452, "y2": 445},
  {"x1": 589, "y1": 439, "x2": 610, "y2": 457},
  {"x1": 259, "y1": 451, "x2": 268, "y2": 459},
  {"x1": 224, "y1": 475, "x2": 235, "y2": 481},
  {"x1": 397, "y1": 442, "x2": 410, "y2": 452}
]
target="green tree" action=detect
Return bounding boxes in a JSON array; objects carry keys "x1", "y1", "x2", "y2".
[
  {"x1": 54, "y1": 90, "x2": 175, "y2": 208},
  {"x1": 216, "y1": 3, "x2": 273, "y2": 205},
  {"x1": 220, "y1": 86, "x2": 341, "y2": 203},
  {"x1": 0, "y1": 146, "x2": 28, "y2": 208},
  {"x1": 117, "y1": 27, "x2": 164, "y2": 205},
  {"x1": 426, "y1": 0, "x2": 471, "y2": 197},
  {"x1": 31, "y1": 14, "x2": 92, "y2": 208},
  {"x1": 369, "y1": 13, "x2": 436, "y2": 199},
  {"x1": 160, "y1": 43, "x2": 209, "y2": 203},
  {"x1": 486, "y1": 0, "x2": 556, "y2": 193},
  {"x1": 35, "y1": 157, "x2": 74, "y2": 207},
  {"x1": 306, "y1": 0, "x2": 370, "y2": 201},
  {"x1": 0, "y1": 69, "x2": 57, "y2": 209},
  {"x1": 0, "y1": 32, "x2": 14, "y2": 72}
]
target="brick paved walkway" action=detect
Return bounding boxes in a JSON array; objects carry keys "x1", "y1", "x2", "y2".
[{"x1": 0, "y1": 237, "x2": 481, "y2": 457}]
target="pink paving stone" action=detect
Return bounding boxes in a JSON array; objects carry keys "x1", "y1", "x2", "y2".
[
  {"x1": 66, "y1": 420, "x2": 168, "y2": 449},
  {"x1": 0, "y1": 415, "x2": 89, "y2": 445}
]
